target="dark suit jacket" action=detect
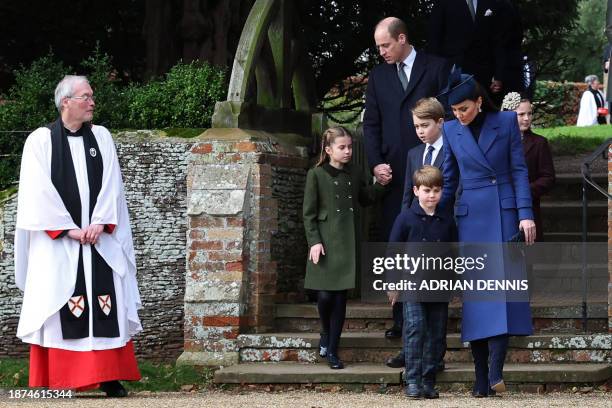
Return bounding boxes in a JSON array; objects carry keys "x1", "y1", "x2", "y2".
[
  {"x1": 427, "y1": 0, "x2": 506, "y2": 86},
  {"x1": 363, "y1": 51, "x2": 449, "y2": 241},
  {"x1": 401, "y1": 143, "x2": 445, "y2": 210},
  {"x1": 523, "y1": 129, "x2": 555, "y2": 241}
]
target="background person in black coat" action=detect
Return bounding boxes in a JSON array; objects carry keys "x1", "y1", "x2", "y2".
[
  {"x1": 363, "y1": 17, "x2": 450, "y2": 245},
  {"x1": 427, "y1": 0, "x2": 508, "y2": 100}
]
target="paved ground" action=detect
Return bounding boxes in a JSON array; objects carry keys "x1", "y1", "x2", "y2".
[{"x1": 1, "y1": 390, "x2": 611, "y2": 408}]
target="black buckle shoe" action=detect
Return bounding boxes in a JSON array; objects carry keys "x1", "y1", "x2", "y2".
[
  {"x1": 385, "y1": 353, "x2": 405, "y2": 368},
  {"x1": 384, "y1": 326, "x2": 402, "y2": 339},
  {"x1": 327, "y1": 354, "x2": 344, "y2": 369},
  {"x1": 100, "y1": 381, "x2": 128, "y2": 398}
]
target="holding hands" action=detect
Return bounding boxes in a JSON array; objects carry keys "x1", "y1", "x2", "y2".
[
  {"x1": 67, "y1": 224, "x2": 104, "y2": 245},
  {"x1": 373, "y1": 163, "x2": 392, "y2": 185}
]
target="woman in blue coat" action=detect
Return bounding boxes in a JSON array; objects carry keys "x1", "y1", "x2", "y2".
[{"x1": 439, "y1": 71, "x2": 536, "y2": 397}]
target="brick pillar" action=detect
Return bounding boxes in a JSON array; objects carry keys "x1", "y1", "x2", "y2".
[{"x1": 177, "y1": 128, "x2": 309, "y2": 366}]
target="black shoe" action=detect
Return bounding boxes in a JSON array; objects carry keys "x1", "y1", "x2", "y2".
[
  {"x1": 384, "y1": 326, "x2": 402, "y2": 339},
  {"x1": 422, "y1": 384, "x2": 439, "y2": 399},
  {"x1": 100, "y1": 381, "x2": 128, "y2": 398},
  {"x1": 404, "y1": 383, "x2": 422, "y2": 399},
  {"x1": 327, "y1": 354, "x2": 344, "y2": 369},
  {"x1": 385, "y1": 353, "x2": 405, "y2": 368}
]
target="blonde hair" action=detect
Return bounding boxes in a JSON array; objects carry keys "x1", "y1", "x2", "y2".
[
  {"x1": 413, "y1": 165, "x2": 443, "y2": 188},
  {"x1": 411, "y1": 97, "x2": 445, "y2": 121},
  {"x1": 316, "y1": 126, "x2": 353, "y2": 167}
]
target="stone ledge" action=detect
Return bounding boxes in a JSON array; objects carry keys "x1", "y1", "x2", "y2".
[
  {"x1": 214, "y1": 362, "x2": 612, "y2": 384},
  {"x1": 177, "y1": 351, "x2": 239, "y2": 367},
  {"x1": 237, "y1": 332, "x2": 612, "y2": 351}
]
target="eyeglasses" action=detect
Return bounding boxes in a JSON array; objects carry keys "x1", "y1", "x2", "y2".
[{"x1": 68, "y1": 95, "x2": 96, "y2": 102}]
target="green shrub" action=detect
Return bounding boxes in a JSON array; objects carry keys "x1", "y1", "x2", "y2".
[
  {"x1": 532, "y1": 80, "x2": 584, "y2": 128},
  {"x1": 0, "y1": 51, "x2": 227, "y2": 189},
  {"x1": 126, "y1": 61, "x2": 226, "y2": 129}
]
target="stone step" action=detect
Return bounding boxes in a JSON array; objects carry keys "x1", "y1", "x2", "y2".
[
  {"x1": 237, "y1": 333, "x2": 612, "y2": 364},
  {"x1": 214, "y1": 362, "x2": 612, "y2": 386},
  {"x1": 274, "y1": 303, "x2": 608, "y2": 334},
  {"x1": 540, "y1": 201, "x2": 606, "y2": 233},
  {"x1": 541, "y1": 173, "x2": 607, "y2": 202}
]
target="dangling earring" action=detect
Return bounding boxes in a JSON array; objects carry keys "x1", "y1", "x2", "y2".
[{"x1": 478, "y1": 105, "x2": 482, "y2": 113}]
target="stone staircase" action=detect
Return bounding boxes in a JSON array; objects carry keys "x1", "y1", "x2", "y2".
[
  {"x1": 214, "y1": 172, "x2": 612, "y2": 390},
  {"x1": 215, "y1": 303, "x2": 612, "y2": 390},
  {"x1": 540, "y1": 174, "x2": 607, "y2": 242}
]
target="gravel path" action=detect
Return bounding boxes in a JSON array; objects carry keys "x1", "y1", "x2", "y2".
[{"x1": 1, "y1": 390, "x2": 611, "y2": 408}]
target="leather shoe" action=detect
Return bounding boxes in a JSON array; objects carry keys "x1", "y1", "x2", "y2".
[
  {"x1": 100, "y1": 381, "x2": 128, "y2": 398},
  {"x1": 404, "y1": 383, "x2": 422, "y2": 399},
  {"x1": 384, "y1": 326, "x2": 402, "y2": 339},
  {"x1": 385, "y1": 353, "x2": 405, "y2": 368},
  {"x1": 422, "y1": 383, "x2": 439, "y2": 399},
  {"x1": 327, "y1": 354, "x2": 344, "y2": 369}
]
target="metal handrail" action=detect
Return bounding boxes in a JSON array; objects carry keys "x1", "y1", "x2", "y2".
[{"x1": 579, "y1": 137, "x2": 611, "y2": 333}]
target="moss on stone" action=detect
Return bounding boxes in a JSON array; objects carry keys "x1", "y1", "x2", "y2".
[{"x1": 0, "y1": 186, "x2": 18, "y2": 203}]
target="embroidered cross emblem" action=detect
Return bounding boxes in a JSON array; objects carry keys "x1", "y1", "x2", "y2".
[
  {"x1": 68, "y1": 296, "x2": 85, "y2": 318},
  {"x1": 98, "y1": 295, "x2": 112, "y2": 316}
]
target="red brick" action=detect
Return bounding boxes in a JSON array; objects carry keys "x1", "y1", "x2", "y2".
[
  {"x1": 226, "y1": 261, "x2": 244, "y2": 272},
  {"x1": 203, "y1": 316, "x2": 241, "y2": 326},
  {"x1": 189, "y1": 240, "x2": 223, "y2": 251},
  {"x1": 226, "y1": 217, "x2": 244, "y2": 227},
  {"x1": 235, "y1": 141, "x2": 258, "y2": 152},
  {"x1": 191, "y1": 143, "x2": 213, "y2": 154},
  {"x1": 208, "y1": 251, "x2": 242, "y2": 262}
]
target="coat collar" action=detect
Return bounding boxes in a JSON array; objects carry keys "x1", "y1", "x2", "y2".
[
  {"x1": 522, "y1": 128, "x2": 537, "y2": 155},
  {"x1": 322, "y1": 162, "x2": 350, "y2": 177},
  {"x1": 385, "y1": 50, "x2": 427, "y2": 101},
  {"x1": 452, "y1": 112, "x2": 498, "y2": 172}
]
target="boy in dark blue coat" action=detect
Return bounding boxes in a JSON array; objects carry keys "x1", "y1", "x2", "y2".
[{"x1": 388, "y1": 165, "x2": 458, "y2": 399}]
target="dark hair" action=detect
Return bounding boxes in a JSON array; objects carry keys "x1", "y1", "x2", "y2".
[
  {"x1": 316, "y1": 126, "x2": 353, "y2": 167},
  {"x1": 461, "y1": 81, "x2": 498, "y2": 112}
]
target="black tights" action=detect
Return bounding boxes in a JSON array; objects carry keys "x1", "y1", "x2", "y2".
[{"x1": 317, "y1": 290, "x2": 347, "y2": 356}]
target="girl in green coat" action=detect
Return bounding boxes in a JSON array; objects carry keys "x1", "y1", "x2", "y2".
[{"x1": 303, "y1": 126, "x2": 387, "y2": 369}]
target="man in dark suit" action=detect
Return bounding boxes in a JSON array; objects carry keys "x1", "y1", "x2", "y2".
[
  {"x1": 364, "y1": 17, "x2": 449, "y2": 241},
  {"x1": 363, "y1": 17, "x2": 449, "y2": 339},
  {"x1": 427, "y1": 0, "x2": 507, "y2": 99}
]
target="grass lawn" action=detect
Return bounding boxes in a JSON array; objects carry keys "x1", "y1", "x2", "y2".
[
  {"x1": 533, "y1": 125, "x2": 612, "y2": 155},
  {"x1": 0, "y1": 359, "x2": 215, "y2": 391}
]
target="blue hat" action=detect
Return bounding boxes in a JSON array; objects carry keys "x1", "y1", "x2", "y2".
[{"x1": 438, "y1": 68, "x2": 477, "y2": 106}]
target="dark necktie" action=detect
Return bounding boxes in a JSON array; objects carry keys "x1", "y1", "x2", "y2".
[
  {"x1": 466, "y1": 0, "x2": 476, "y2": 21},
  {"x1": 398, "y1": 62, "x2": 408, "y2": 91},
  {"x1": 424, "y1": 145, "x2": 435, "y2": 166}
]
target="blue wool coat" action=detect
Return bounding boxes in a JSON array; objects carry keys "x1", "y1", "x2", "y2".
[{"x1": 440, "y1": 111, "x2": 534, "y2": 342}]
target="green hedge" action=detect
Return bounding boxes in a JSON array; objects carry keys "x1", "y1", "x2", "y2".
[
  {"x1": 532, "y1": 80, "x2": 586, "y2": 128},
  {"x1": 0, "y1": 50, "x2": 227, "y2": 189}
]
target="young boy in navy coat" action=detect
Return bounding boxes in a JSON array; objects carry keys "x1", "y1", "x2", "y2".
[{"x1": 388, "y1": 166, "x2": 457, "y2": 399}]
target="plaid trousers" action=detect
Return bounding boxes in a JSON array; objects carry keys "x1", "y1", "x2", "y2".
[{"x1": 403, "y1": 302, "x2": 448, "y2": 385}]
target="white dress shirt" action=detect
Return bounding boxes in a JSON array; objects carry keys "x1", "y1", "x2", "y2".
[{"x1": 421, "y1": 135, "x2": 444, "y2": 166}]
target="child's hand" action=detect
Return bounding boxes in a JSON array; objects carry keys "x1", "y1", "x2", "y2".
[
  {"x1": 387, "y1": 290, "x2": 399, "y2": 305},
  {"x1": 309, "y1": 243, "x2": 325, "y2": 264}
]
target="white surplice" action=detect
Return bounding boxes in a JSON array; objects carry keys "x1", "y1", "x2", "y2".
[{"x1": 14, "y1": 125, "x2": 142, "y2": 351}]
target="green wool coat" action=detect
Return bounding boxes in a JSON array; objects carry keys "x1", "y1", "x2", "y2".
[{"x1": 302, "y1": 163, "x2": 385, "y2": 291}]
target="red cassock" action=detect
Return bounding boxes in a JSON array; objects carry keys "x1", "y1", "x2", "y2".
[{"x1": 29, "y1": 341, "x2": 140, "y2": 390}]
